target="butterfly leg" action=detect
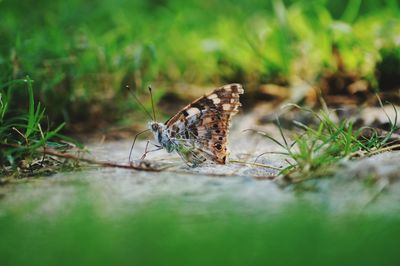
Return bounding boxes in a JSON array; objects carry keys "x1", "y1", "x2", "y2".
[
  {"x1": 128, "y1": 128, "x2": 152, "y2": 163},
  {"x1": 140, "y1": 141, "x2": 163, "y2": 160},
  {"x1": 140, "y1": 140, "x2": 150, "y2": 160}
]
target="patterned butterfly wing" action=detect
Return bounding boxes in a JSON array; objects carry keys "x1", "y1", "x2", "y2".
[{"x1": 165, "y1": 84, "x2": 244, "y2": 166}]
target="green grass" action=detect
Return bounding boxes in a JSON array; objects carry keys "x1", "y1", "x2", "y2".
[
  {"x1": 0, "y1": 77, "x2": 75, "y2": 176},
  {"x1": 257, "y1": 102, "x2": 399, "y2": 183}
]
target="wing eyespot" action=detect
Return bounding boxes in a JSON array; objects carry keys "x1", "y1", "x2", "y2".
[{"x1": 215, "y1": 143, "x2": 222, "y2": 151}]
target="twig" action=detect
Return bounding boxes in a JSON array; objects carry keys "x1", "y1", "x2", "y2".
[
  {"x1": 41, "y1": 148, "x2": 162, "y2": 171},
  {"x1": 0, "y1": 143, "x2": 162, "y2": 172}
]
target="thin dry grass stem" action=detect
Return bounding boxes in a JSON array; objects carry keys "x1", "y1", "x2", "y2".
[
  {"x1": 230, "y1": 160, "x2": 282, "y2": 171},
  {"x1": 254, "y1": 151, "x2": 289, "y2": 164},
  {"x1": 359, "y1": 143, "x2": 400, "y2": 157},
  {"x1": 12, "y1": 127, "x2": 28, "y2": 144}
]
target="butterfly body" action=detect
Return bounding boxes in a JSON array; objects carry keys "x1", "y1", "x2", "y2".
[
  {"x1": 149, "y1": 84, "x2": 244, "y2": 167},
  {"x1": 149, "y1": 122, "x2": 175, "y2": 152}
]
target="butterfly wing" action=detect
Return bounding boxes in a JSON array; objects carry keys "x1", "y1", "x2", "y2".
[{"x1": 165, "y1": 83, "x2": 244, "y2": 166}]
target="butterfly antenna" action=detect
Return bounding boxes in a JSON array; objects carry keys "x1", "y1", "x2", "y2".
[
  {"x1": 129, "y1": 128, "x2": 151, "y2": 162},
  {"x1": 148, "y1": 86, "x2": 157, "y2": 122},
  {"x1": 126, "y1": 85, "x2": 154, "y2": 121}
]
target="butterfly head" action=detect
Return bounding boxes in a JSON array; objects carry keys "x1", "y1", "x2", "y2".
[
  {"x1": 149, "y1": 121, "x2": 161, "y2": 132},
  {"x1": 148, "y1": 121, "x2": 174, "y2": 152},
  {"x1": 148, "y1": 121, "x2": 166, "y2": 142}
]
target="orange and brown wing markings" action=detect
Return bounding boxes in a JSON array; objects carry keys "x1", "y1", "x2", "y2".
[
  {"x1": 165, "y1": 83, "x2": 243, "y2": 127},
  {"x1": 165, "y1": 84, "x2": 244, "y2": 165}
]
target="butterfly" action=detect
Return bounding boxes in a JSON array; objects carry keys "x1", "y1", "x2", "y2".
[{"x1": 148, "y1": 83, "x2": 244, "y2": 167}]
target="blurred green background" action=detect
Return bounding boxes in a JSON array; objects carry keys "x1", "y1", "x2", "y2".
[{"x1": 1, "y1": 0, "x2": 400, "y2": 130}]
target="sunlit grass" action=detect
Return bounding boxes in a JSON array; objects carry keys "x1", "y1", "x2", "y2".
[
  {"x1": 0, "y1": 77, "x2": 76, "y2": 174},
  {"x1": 257, "y1": 102, "x2": 399, "y2": 183}
]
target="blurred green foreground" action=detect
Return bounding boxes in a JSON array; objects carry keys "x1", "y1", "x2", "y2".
[{"x1": 1, "y1": 197, "x2": 400, "y2": 266}]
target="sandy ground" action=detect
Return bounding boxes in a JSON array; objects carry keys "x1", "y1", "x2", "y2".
[{"x1": 1, "y1": 113, "x2": 400, "y2": 220}]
